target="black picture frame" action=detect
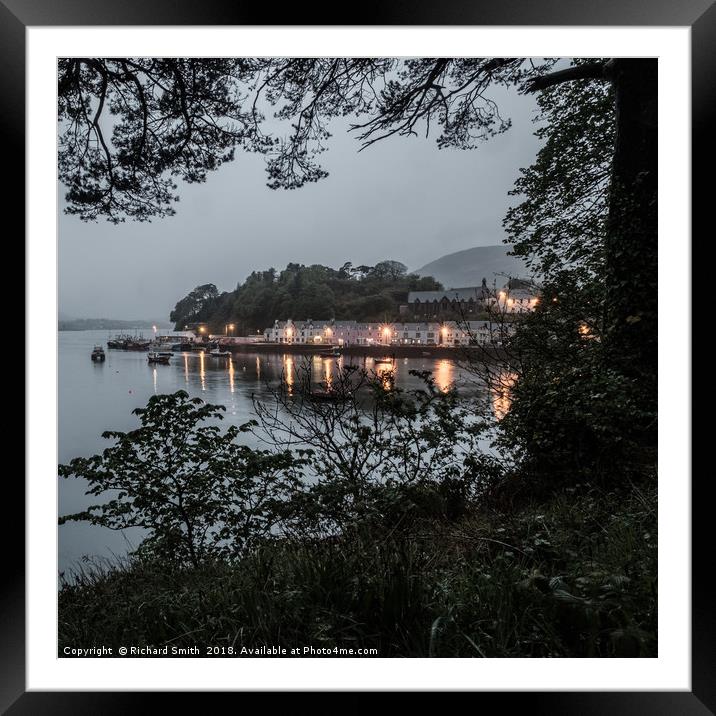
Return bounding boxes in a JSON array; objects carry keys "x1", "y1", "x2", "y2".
[{"x1": 7, "y1": 0, "x2": 707, "y2": 710}]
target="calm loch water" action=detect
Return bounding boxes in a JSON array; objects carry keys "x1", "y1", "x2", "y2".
[{"x1": 59, "y1": 330, "x2": 485, "y2": 573}]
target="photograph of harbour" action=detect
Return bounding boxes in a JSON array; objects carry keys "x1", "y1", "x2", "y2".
[{"x1": 58, "y1": 57, "x2": 657, "y2": 658}]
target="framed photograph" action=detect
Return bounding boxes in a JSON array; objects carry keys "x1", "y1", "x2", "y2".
[{"x1": 8, "y1": 0, "x2": 708, "y2": 708}]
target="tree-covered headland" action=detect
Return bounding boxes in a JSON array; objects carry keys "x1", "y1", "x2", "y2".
[{"x1": 169, "y1": 261, "x2": 442, "y2": 333}]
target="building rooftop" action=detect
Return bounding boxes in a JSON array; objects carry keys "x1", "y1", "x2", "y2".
[{"x1": 407, "y1": 286, "x2": 491, "y2": 303}]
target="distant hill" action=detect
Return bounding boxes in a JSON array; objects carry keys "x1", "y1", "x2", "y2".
[
  {"x1": 58, "y1": 318, "x2": 172, "y2": 331},
  {"x1": 413, "y1": 245, "x2": 532, "y2": 289}
]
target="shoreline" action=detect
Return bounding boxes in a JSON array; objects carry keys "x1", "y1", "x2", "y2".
[{"x1": 223, "y1": 342, "x2": 508, "y2": 361}]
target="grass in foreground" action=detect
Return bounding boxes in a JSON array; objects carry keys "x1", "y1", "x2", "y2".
[{"x1": 59, "y1": 480, "x2": 656, "y2": 658}]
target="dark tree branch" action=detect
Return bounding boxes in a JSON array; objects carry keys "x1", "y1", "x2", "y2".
[{"x1": 524, "y1": 62, "x2": 608, "y2": 93}]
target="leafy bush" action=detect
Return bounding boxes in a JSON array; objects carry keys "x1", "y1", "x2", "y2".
[{"x1": 59, "y1": 391, "x2": 305, "y2": 567}]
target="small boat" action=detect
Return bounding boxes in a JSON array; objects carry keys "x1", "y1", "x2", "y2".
[
  {"x1": 91, "y1": 345, "x2": 106, "y2": 362},
  {"x1": 209, "y1": 349, "x2": 232, "y2": 357},
  {"x1": 374, "y1": 357, "x2": 394, "y2": 365},
  {"x1": 315, "y1": 347, "x2": 342, "y2": 357},
  {"x1": 147, "y1": 351, "x2": 171, "y2": 365}
]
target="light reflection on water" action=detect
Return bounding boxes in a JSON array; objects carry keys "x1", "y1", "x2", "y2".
[
  {"x1": 199, "y1": 350, "x2": 206, "y2": 392},
  {"x1": 491, "y1": 371, "x2": 517, "y2": 421},
  {"x1": 435, "y1": 359, "x2": 453, "y2": 393},
  {"x1": 58, "y1": 330, "x2": 486, "y2": 572},
  {"x1": 284, "y1": 355, "x2": 295, "y2": 394}
]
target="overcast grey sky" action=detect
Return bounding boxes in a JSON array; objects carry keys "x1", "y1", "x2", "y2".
[{"x1": 58, "y1": 82, "x2": 542, "y2": 321}]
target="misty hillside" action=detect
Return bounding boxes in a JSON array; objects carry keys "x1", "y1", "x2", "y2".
[{"x1": 413, "y1": 245, "x2": 531, "y2": 289}]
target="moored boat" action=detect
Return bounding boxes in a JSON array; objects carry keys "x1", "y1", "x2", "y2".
[
  {"x1": 209, "y1": 349, "x2": 232, "y2": 357},
  {"x1": 147, "y1": 351, "x2": 171, "y2": 365},
  {"x1": 91, "y1": 345, "x2": 106, "y2": 362}
]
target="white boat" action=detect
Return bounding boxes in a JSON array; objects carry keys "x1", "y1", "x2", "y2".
[{"x1": 209, "y1": 349, "x2": 232, "y2": 357}]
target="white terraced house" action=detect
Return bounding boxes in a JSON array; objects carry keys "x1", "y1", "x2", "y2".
[{"x1": 264, "y1": 319, "x2": 510, "y2": 347}]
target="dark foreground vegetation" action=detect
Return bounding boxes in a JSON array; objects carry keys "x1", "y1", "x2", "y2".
[
  {"x1": 59, "y1": 361, "x2": 656, "y2": 658},
  {"x1": 60, "y1": 479, "x2": 655, "y2": 658}
]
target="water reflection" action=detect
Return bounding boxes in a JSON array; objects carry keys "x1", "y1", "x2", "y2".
[
  {"x1": 88, "y1": 344, "x2": 486, "y2": 404},
  {"x1": 492, "y1": 371, "x2": 517, "y2": 421},
  {"x1": 373, "y1": 359, "x2": 395, "y2": 391},
  {"x1": 323, "y1": 358, "x2": 333, "y2": 389},
  {"x1": 435, "y1": 359, "x2": 454, "y2": 393},
  {"x1": 254, "y1": 354, "x2": 462, "y2": 394},
  {"x1": 284, "y1": 355, "x2": 294, "y2": 394},
  {"x1": 199, "y1": 351, "x2": 206, "y2": 391}
]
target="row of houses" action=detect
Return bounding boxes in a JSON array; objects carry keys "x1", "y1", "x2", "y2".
[
  {"x1": 263, "y1": 319, "x2": 512, "y2": 347},
  {"x1": 402, "y1": 278, "x2": 540, "y2": 318}
]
